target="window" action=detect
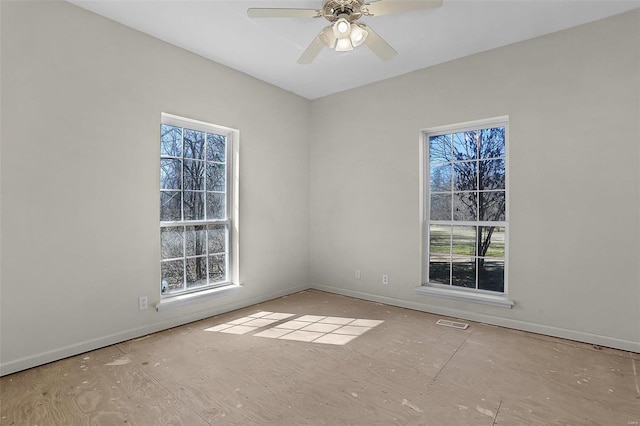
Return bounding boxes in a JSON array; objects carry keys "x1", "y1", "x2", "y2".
[
  {"x1": 423, "y1": 119, "x2": 508, "y2": 294},
  {"x1": 160, "y1": 114, "x2": 234, "y2": 297}
]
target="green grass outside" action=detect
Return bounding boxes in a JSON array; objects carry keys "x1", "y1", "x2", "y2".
[{"x1": 429, "y1": 225, "x2": 505, "y2": 257}]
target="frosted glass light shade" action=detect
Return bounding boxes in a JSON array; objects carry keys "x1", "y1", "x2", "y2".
[
  {"x1": 332, "y1": 18, "x2": 352, "y2": 39},
  {"x1": 335, "y1": 37, "x2": 353, "y2": 51},
  {"x1": 319, "y1": 26, "x2": 337, "y2": 48},
  {"x1": 349, "y1": 24, "x2": 368, "y2": 47}
]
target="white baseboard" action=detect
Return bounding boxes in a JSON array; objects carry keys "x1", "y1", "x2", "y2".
[
  {"x1": 310, "y1": 283, "x2": 640, "y2": 354},
  {"x1": 0, "y1": 284, "x2": 309, "y2": 376}
]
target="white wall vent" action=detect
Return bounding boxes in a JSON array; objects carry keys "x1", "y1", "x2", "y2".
[{"x1": 436, "y1": 319, "x2": 469, "y2": 330}]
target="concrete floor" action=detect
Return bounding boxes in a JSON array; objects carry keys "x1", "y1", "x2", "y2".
[{"x1": 1, "y1": 289, "x2": 639, "y2": 425}]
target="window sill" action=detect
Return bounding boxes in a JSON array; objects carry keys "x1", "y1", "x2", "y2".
[
  {"x1": 156, "y1": 284, "x2": 241, "y2": 312},
  {"x1": 414, "y1": 285, "x2": 514, "y2": 309}
]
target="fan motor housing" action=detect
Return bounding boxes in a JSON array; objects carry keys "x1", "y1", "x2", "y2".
[{"x1": 322, "y1": 0, "x2": 364, "y2": 22}]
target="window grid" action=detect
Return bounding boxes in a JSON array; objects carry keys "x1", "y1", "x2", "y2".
[
  {"x1": 160, "y1": 116, "x2": 232, "y2": 297},
  {"x1": 424, "y1": 121, "x2": 508, "y2": 294}
]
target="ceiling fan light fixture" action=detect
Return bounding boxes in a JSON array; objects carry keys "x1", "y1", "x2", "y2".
[{"x1": 349, "y1": 24, "x2": 368, "y2": 47}]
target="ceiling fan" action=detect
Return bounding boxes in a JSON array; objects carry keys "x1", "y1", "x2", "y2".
[{"x1": 247, "y1": 0, "x2": 443, "y2": 64}]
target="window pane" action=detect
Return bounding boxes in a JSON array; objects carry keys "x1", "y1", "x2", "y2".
[
  {"x1": 183, "y1": 191, "x2": 204, "y2": 220},
  {"x1": 207, "y1": 134, "x2": 226, "y2": 162},
  {"x1": 429, "y1": 255, "x2": 450, "y2": 285},
  {"x1": 452, "y1": 257, "x2": 476, "y2": 288},
  {"x1": 425, "y1": 123, "x2": 506, "y2": 294},
  {"x1": 160, "y1": 159, "x2": 182, "y2": 190},
  {"x1": 208, "y1": 225, "x2": 226, "y2": 254},
  {"x1": 478, "y1": 258, "x2": 504, "y2": 292},
  {"x1": 161, "y1": 124, "x2": 182, "y2": 157},
  {"x1": 453, "y1": 131, "x2": 478, "y2": 160},
  {"x1": 479, "y1": 127, "x2": 505, "y2": 159},
  {"x1": 453, "y1": 161, "x2": 477, "y2": 191},
  {"x1": 479, "y1": 191, "x2": 506, "y2": 222},
  {"x1": 186, "y1": 257, "x2": 207, "y2": 288},
  {"x1": 430, "y1": 193, "x2": 451, "y2": 221},
  {"x1": 185, "y1": 226, "x2": 206, "y2": 257},
  {"x1": 430, "y1": 164, "x2": 452, "y2": 192},
  {"x1": 429, "y1": 225, "x2": 451, "y2": 254},
  {"x1": 452, "y1": 226, "x2": 476, "y2": 256},
  {"x1": 453, "y1": 192, "x2": 477, "y2": 221},
  {"x1": 184, "y1": 160, "x2": 205, "y2": 191},
  {"x1": 479, "y1": 159, "x2": 505, "y2": 190},
  {"x1": 206, "y1": 192, "x2": 226, "y2": 220},
  {"x1": 206, "y1": 163, "x2": 226, "y2": 192},
  {"x1": 161, "y1": 191, "x2": 181, "y2": 221},
  {"x1": 161, "y1": 227, "x2": 183, "y2": 260},
  {"x1": 183, "y1": 129, "x2": 205, "y2": 160},
  {"x1": 478, "y1": 226, "x2": 505, "y2": 258},
  {"x1": 209, "y1": 254, "x2": 226, "y2": 282},
  {"x1": 429, "y1": 134, "x2": 451, "y2": 163},
  {"x1": 160, "y1": 118, "x2": 233, "y2": 298},
  {"x1": 161, "y1": 260, "x2": 184, "y2": 294}
]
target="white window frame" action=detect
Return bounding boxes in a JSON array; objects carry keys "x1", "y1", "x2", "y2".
[
  {"x1": 416, "y1": 117, "x2": 514, "y2": 308},
  {"x1": 158, "y1": 113, "x2": 239, "y2": 307}
]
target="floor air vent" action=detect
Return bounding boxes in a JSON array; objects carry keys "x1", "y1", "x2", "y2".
[{"x1": 436, "y1": 319, "x2": 469, "y2": 330}]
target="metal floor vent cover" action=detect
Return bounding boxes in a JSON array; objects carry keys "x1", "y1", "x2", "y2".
[{"x1": 436, "y1": 319, "x2": 469, "y2": 330}]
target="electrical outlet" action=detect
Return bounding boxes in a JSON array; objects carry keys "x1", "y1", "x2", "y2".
[
  {"x1": 139, "y1": 296, "x2": 148, "y2": 310},
  {"x1": 355, "y1": 270, "x2": 361, "y2": 280},
  {"x1": 382, "y1": 274, "x2": 389, "y2": 285}
]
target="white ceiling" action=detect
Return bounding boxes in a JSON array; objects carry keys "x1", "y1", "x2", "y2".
[{"x1": 69, "y1": 0, "x2": 639, "y2": 99}]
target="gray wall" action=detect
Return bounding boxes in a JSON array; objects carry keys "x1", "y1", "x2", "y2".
[
  {"x1": 309, "y1": 10, "x2": 640, "y2": 352},
  {"x1": 0, "y1": 1, "x2": 310, "y2": 375},
  {"x1": 1, "y1": 2, "x2": 638, "y2": 375}
]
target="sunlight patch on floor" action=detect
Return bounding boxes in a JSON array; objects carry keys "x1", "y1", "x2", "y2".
[{"x1": 204, "y1": 312, "x2": 384, "y2": 345}]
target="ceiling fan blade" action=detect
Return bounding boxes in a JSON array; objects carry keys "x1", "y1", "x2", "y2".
[
  {"x1": 298, "y1": 27, "x2": 335, "y2": 64},
  {"x1": 361, "y1": 24, "x2": 397, "y2": 60},
  {"x1": 247, "y1": 8, "x2": 320, "y2": 19},
  {"x1": 297, "y1": 34, "x2": 326, "y2": 64},
  {"x1": 365, "y1": 0, "x2": 443, "y2": 16}
]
